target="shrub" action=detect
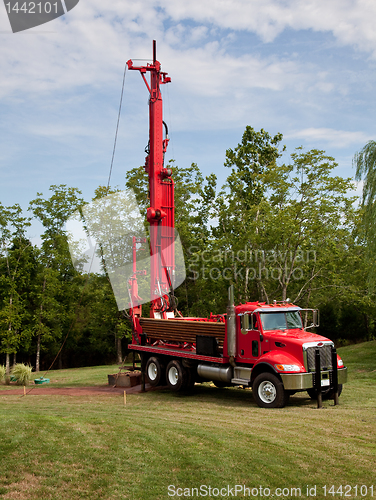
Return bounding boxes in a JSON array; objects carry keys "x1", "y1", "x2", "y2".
[
  {"x1": 0, "y1": 365, "x2": 5, "y2": 383},
  {"x1": 11, "y1": 363, "x2": 33, "y2": 386}
]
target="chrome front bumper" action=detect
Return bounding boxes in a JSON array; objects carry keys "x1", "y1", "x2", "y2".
[{"x1": 280, "y1": 367, "x2": 348, "y2": 391}]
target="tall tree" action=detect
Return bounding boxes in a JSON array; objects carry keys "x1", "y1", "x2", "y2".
[
  {"x1": 29, "y1": 264, "x2": 63, "y2": 372},
  {"x1": 215, "y1": 128, "x2": 357, "y2": 306},
  {"x1": 29, "y1": 185, "x2": 85, "y2": 370},
  {"x1": 256, "y1": 148, "x2": 357, "y2": 302},
  {"x1": 78, "y1": 185, "x2": 135, "y2": 362},
  {"x1": 0, "y1": 203, "x2": 32, "y2": 375},
  {"x1": 213, "y1": 127, "x2": 285, "y2": 303},
  {"x1": 354, "y1": 140, "x2": 376, "y2": 289}
]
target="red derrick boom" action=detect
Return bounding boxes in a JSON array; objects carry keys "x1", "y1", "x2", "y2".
[{"x1": 127, "y1": 41, "x2": 175, "y2": 319}]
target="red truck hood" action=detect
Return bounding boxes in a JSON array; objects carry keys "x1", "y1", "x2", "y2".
[{"x1": 265, "y1": 329, "x2": 332, "y2": 345}]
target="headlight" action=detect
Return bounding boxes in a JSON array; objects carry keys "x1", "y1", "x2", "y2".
[
  {"x1": 338, "y1": 359, "x2": 344, "y2": 367},
  {"x1": 275, "y1": 364, "x2": 301, "y2": 372}
]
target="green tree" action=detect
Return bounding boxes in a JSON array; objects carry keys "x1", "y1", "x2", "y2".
[
  {"x1": 0, "y1": 203, "x2": 32, "y2": 375},
  {"x1": 354, "y1": 140, "x2": 376, "y2": 289},
  {"x1": 224, "y1": 126, "x2": 284, "y2": 208},
  {"x1": 212, "y1": 127, "x2": 285, "y2": 303},
  {"x1": 29, "y1": 264, "x2": 64, "y2": 372},
  {"x1": 76, "y1": 186, "x2": 135, "y2": 362},
  {"x1": 66, "y1": 274, "x2": 131, "y2": 366},
  {"x1": 257, "y1": 148, "x2": 357, "y2": 302},
  {"x1": 29, "y1": 185, "x2": 85, "y2": 370},
  {"x1": 215, "y1": 128, "x2": 357, "y2": 307}
]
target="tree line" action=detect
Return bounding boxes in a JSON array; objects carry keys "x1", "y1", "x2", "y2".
[{"x1": 1, "y1": 127, "x2": 375, "y2": 372}]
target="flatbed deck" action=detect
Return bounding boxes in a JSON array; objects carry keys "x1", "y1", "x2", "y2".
[{"x1": 128, "y1": 343, "x2": 228, "y2": 363}]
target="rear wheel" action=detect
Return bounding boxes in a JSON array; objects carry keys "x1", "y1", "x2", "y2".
[
  {"x1": 145, "y1": 357, "x2": 165, "y2": 387},
  {"x1": 166, "y1": 360, "x2": 187, "y2": 391},
  {"x1": 252, "y1": 373, "x2": 286, "y2": 408}
]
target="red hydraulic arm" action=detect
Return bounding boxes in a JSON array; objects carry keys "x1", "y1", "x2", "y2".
[{"x1": 127, "y1": 41, "x2": 175, "y2": 319}]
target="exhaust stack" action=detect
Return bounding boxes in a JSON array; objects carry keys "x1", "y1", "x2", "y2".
[{"x1": 227, "y1": 285, "x2": 236, "y2": 366}]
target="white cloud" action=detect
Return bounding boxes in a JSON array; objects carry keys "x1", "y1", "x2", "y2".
[
  {"x1": 286, "y1": 128, "x2": 373, "y2": 148},
  {"x1": 163, "y1": 44, "x2": 305, "y2": 96},
  {"x1": 159, "y1": 0, "x2": 376, "y2": 55},
  {"x1": 0, "y1": 0, "x2": 375, "y2": 213},
  {"x1": 0, "y1": 0, "x2": 375, "y2": 103}
]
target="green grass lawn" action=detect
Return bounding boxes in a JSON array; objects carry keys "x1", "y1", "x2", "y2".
[
  {"x1": 0, "y1": 342, "x2": 375, "y2": 500},
  {"x1": 0, "y1": 363, "x2": 121, "y2": 390}
]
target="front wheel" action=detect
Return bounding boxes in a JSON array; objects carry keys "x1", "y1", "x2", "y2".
[{"x1": 252, "y1": 373, "x2": 287, "y2": 408}]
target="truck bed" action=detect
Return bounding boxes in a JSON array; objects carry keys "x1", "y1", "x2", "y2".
[{"x1": 139, "y1": 318, "x2": 226, "y2": 348}]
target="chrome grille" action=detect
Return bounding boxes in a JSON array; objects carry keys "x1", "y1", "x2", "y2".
[{"x1": 306, "y1": 345, "x2": 333, "y2": 372}]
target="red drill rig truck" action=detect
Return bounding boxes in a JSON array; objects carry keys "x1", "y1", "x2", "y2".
[{"x1": 125, "y1": 41, "x2": 347, "y2": 408}]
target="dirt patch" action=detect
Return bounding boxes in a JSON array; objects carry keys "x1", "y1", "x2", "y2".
[
  {"x1": 0, "y1": 383, "x2": 161, "y2": 397},
  {"x1": 1, "y1": 473, "x2": 41, "y2": 500}
]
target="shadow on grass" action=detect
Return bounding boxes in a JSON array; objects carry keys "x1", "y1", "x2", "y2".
[{"x1": 152, "y1": 384, "x2": 315, "y2": 409}]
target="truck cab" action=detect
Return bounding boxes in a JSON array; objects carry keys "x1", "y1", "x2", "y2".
[{"x1": 226, "y1": 302, "x2": 347, "y2": 407}]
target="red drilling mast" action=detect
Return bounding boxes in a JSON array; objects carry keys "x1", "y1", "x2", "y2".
[{"x1": 127, "y1": 41, "x2": 175, "y2": 319}]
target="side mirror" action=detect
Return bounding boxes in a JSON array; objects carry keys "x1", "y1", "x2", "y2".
[
  {"x1": 241, "y1": 314, "x2": 249, "y2": 334},
  {"x1": 301, "y1": 309, "x2": 320, "y2": 329},
  {"x1": 312, "y1": 310, "x2": 318, "y2": 327}
]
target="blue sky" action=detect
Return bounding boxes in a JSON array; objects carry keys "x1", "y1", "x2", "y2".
[{"x1": 0, "y1": 0, "x2": 375, "y2": 241}]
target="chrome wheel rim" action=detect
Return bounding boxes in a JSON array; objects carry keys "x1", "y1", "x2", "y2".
[
  {"x1": 168, "y1": 366, "x2": 179, "y2": 386},
  {"x1": 147, "y1": 362, "x2": 158, "y2": 381},
  {"x1": 258, "y1": 380, "x2": 277, "y2": 404}
]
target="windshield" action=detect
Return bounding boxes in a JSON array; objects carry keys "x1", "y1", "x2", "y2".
[{"x1": 259, "y1": 311, "x2": 303, "y2": 331}]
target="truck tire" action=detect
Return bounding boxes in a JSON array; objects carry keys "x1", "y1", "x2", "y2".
[
  {"x1": 307, "y1": 384, "x2": 343, "y2": 401},
  {"x1": 146, "y1": 357, "x2": 165, "y2": 387},
  {"x1": 166, "y1": 360, "x2": 187, "y2": 391},
  {"x1": 252, "y1": 373, "x2": 286, "y2": 408}
]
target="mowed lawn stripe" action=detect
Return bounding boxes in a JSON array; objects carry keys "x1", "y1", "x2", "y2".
[{"x1": 0, "y1": 341, "x2": 374, "y2": 500}]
